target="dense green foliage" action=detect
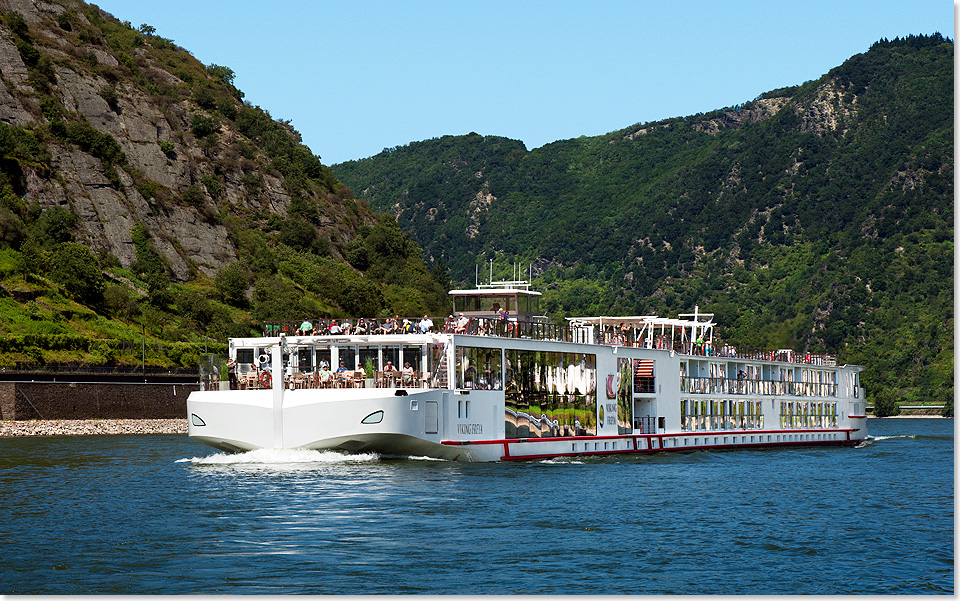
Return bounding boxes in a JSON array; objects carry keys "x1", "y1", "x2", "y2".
[{"x1": 334, "y1": 35, "x2": 954, "y2": 408}]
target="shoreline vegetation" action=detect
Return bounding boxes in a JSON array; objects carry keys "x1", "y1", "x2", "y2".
[{"x1": 0, "y1": 415, "x2": 948, "y2": 439}]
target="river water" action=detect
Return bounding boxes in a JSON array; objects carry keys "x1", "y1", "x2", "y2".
[{"x1": 0, "y1": 417, "x2": 952, "y2": 595}]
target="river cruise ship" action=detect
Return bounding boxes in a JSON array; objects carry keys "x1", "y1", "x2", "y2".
[{"x1": 188, "y1": 280, "x2": 867, "y2": 461}]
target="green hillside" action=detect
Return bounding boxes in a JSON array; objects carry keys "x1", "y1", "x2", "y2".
[{"x1": 333, "y1": 34, "x2": 954, "y2": 411}]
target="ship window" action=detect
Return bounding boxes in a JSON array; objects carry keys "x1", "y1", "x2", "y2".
[
  {"x1": 504, "y1": 349, "x2": 597, "y2": 440},
  {"x1": 617, "y1": 358, "x2": 633, "y2": 434},
  {"x1": 297, "y1": 348, "x2": 313, "y2": 370},
  {"x1": 316, "y1": 349, "x2": 331, "y2": 371},
  {"x1": 236, "y1": 348, "x2": 254, "y2": 365},
  {"x1": 455, "y1": 346, "x2": 502, "y2": 390},
  {"x1": 359, "y1": 346, "x2": 380, "y2": 372},
  {"x1": 402, "y1": 345, "x2": 422, "y2": 371},
  {"x1": 382, "y1": 345, "x2": 400, "y2": 370},
  {"x1": 454, "y1": 296, "x2": 480, "y2": 313},
  {"x1": 361, "y1": 411, "x2": 384, "y2": 425}
]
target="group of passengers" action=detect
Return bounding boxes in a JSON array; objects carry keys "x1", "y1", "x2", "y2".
[{"x1": 294, "y1": 315, "x2": 436, "y2": 337}]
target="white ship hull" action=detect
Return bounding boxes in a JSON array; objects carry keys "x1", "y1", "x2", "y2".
[{"x1": 188, "y1": 383, "x2": 865, "y2": 462}]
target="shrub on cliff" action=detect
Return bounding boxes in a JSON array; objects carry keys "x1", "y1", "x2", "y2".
[
  {"x1": 50, "y1": 242, "x2": 104, "y2": 306},
  {"x1": 214, "y1": 261, "x2": 248, "y2": 307}
]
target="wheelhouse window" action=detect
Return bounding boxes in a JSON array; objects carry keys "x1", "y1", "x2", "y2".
[{"x1": 235, "y1": 348, "x2": 255, "y2": 366}]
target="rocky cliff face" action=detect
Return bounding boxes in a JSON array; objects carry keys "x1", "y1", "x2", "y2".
[{"x1": 0, "y1": 0, "x2": 360, "y2": 281}]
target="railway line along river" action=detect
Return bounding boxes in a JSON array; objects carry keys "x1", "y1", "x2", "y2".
[{"x1": 0, "y1": 417, "x2": 952, "y2": 594}]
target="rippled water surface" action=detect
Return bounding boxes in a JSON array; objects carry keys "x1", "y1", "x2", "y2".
[{"x1": 0, "y1": 417, "x2": 952, "y2": 594}]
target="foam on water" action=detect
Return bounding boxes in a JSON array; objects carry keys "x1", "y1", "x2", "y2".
[
  {"x1": 856, "y1": 433, "x2": 918, "y2": 448},
  {"x1": 177, "y1": 447, "x2": 380, "y2": 465},
  {"x1": 870, "y1": 434, "x2": 917, "y2": 441}
]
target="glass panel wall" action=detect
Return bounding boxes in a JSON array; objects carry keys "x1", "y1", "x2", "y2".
[
  {"x1": 297, "y1": 348, "x2": 313, "y2": 371},
  {"x1": 316, "y1": 349, "x2": 331, "y2": 371},
  {"x1": 401, "y1": 345, "x2": 422, "y2": 371},
  {"x1": 455, "y1": 346, "x2": 502, "y2": 390},
  {"x1": 357, "y1": 346, "x2": 378, "y2": 373},
  {"x1": 617, "y1": 358, "x2": 633, "y2": 434},
  {"x1": 381, "y1": 345, "x2": 400, "y2": 372},
  {"x1": 504, "y1": 350, "x2": 596, "y2": 439}
]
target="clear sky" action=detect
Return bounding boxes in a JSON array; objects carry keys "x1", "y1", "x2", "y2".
[{"x1": 92, "y1": 0, "x2": 953, "y2": 165}]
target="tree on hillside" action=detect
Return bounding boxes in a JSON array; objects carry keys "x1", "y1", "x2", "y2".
[{"x1": 51, "y1": 242, "x2": 104, "y2": 306}]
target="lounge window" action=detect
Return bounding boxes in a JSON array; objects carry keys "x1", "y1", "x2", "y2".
[{"x1": 455, "y1": 346, "x2": 502, "y2": 390}]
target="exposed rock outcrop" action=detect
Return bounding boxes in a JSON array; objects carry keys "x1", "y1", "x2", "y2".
[{"x1": 0, "y1": 0, "x2": 356, "y2": 281}]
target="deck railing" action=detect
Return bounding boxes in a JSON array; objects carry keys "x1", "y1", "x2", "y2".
[
  {"x1": 262, "y1": 318, "x2": 838, "y2": 367},
  {"x1": 681, "y1": 376, "x2": 838, "y2": 397},
  {"x1": 230, "y1": 367, "x2": 432, "y2": 391}
]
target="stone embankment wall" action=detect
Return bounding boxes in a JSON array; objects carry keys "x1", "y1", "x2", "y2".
[
  {"x1": 0, "y1": 418, "x2": 187, "y2": 437},
  {"x1": 0, "y1": 381, "x2": 198, "y2": 421}
]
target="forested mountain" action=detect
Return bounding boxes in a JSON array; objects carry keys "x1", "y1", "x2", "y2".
[
  {"x1": 0, "y1": 0, "x2": 448, "y2": 370},
  {"x1": 334, "y1": 34, "x2": 954, "y2": 408}
]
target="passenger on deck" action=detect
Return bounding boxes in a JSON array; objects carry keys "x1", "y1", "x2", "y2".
[
  {"x1": 340, "y1": 321, "x2": 352, "y2": 335},
  {"x1": 419, "y1": 315, "x2": 433, "y2": 333},
  {"x1": 402, "y1": 362, "x2": 414, "y2": 384},
  {"x1": 329, "y1": 322, "x2": 342, "y2": 335},
  {"x1": 298, "y1": 320, "x2": 313, "y2": 336},
  {"x1": 227, "y1": 358, "x2": 238, "y2": 390},
  {"x1": 355, "y1": 319, "x2": 368, "y2": 335},
  {"x1": 318, "y1": 364, "x2": 333, "y2": 386},
  {"x1": 455, "y1": 313, "x2": 469, "y2": 333},
  {"x1": 381, "y1": 317, "x2": 397, "y2": 335},
  {"x1": 336, "y1": 360, "x2": 349, "y2": 372}
]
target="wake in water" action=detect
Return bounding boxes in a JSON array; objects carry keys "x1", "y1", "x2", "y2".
[
  {"x1": 856, "y1": 433, "x2": 917, "y2": 448},
  {"x1": 177, "y1": 447, "x2": 380, "y2": 466}
]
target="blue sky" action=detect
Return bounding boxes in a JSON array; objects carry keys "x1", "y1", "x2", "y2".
[{"x1": 92, "y1": 1, "x2": 953, "y2": 165}]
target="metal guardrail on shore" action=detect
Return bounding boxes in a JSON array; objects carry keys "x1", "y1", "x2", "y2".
[{"x1": 0, "y1": 365, "x2": 198, "y2": 377}]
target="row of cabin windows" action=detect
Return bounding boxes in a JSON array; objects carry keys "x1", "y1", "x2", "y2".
[
  {"x1": 679, "y1": 399, "x2": 840, "y2": 431},
  {"x1": 681, "y1": 399, "x2": 765, "y2": 431}
]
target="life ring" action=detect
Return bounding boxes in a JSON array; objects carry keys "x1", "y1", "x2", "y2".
[{"x1": 259, "y1": 371, "x2": 272, "y2": 389}]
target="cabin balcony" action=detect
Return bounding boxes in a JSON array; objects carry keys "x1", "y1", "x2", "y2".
[{"x1": 680, "y1": 376, "x2": 838, "y2": 398}]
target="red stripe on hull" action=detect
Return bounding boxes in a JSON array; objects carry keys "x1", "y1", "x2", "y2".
[
  {"x1": 498, "y1": 438, "x2": 859, "y2": 462},
  {"x1": 441, "y1": 428, "x2": 862, "y2": 461}
]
